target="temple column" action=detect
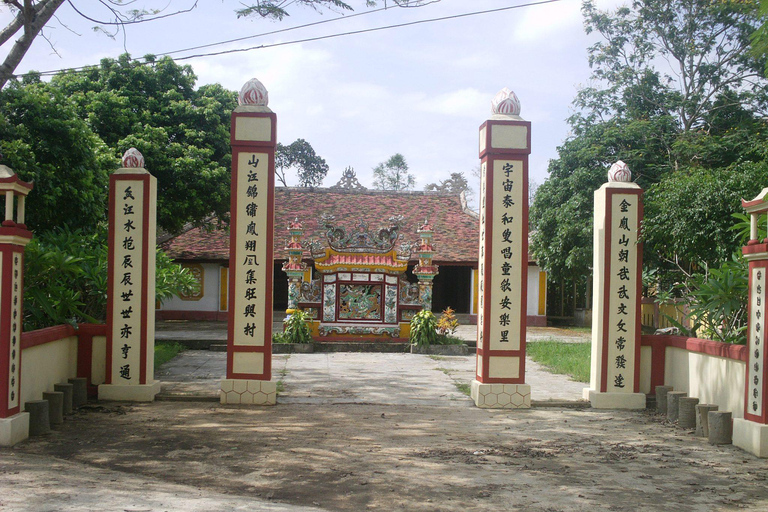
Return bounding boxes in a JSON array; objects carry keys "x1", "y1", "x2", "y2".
[
  {"x1": 221, "y1": 78, "x2": 277, "y2": 405},
  {"x1": 471, "y1": 88, "x2": 531, "y2": 409},
  {"x1": 413, "y1": 219, "x2": 438, "y2": 311},
  {"x1": 99, "y1": 148, "x2": 161, "y2": 401},
  {"x1": 734, "y1": 188, "x2": 768, "y2": 456},
  {"x1": 283, "y1": 219, "x2": 306, "y2": 313},
  {"x1": 0, "y1": 164, "x2": 32, "y2": 446},
  {"x1": 583, "y1": 161, "x2": 645, "y2": 409}
]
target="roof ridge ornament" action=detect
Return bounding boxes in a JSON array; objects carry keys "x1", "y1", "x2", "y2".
[
  {"x1": 331, "y1": 167, "x2": 367, "y2": 190},
  {"x1": 310, "y1": 214, "x2": 406, "y2": 255}
]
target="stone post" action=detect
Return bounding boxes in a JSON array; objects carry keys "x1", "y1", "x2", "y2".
[
  {"x1": 413, "y1": 219, "x2": 438, "y2": 311},
  {"x1": 99, "y1": 149, "x2": 161, "y2": 402},
  {"x1": 0, "y1": 164, "x2": 32, "y2": 446},
  {"x1": 282, "y1": 219, "x2": 306, "y2": 313},
  {"x1": 471, "y1": 88, "x2": 531, "y2": 409},
  {"x1": 221, "y1": 78, "x2": 277, "y2": 405},
  {"x1": 734, "y1": 188, "x2": 768, "y2": 456},
  {"x1": 583, "y1": 161, "x2": 645, "y2": 409}
]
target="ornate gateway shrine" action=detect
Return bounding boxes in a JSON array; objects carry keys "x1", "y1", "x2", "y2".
[{"x1": 282, "y1": 212, "x2": 438, "y2": 340}]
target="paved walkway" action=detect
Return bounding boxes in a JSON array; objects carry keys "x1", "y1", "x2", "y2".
[{"x1": 157, "y1": 351, "x2": 587, "y2": 404}]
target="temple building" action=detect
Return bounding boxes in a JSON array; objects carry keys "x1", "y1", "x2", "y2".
[{"x1": 158, "y1": 171, "x2": 547, "y2": 327}]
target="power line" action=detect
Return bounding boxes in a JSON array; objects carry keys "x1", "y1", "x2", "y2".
[{"x1": 25, "y1": 0, "x2": 565, "y2": 78}]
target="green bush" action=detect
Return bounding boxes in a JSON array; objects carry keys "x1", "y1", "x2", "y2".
[
  {"x1": 273, "y1": 309, "x2": 313, "y2": 344},
  {"x1": 410, "y1": 309, "x2": 438, "y2": 346},
  {"x1": 24, "y1": 226, "x2": 198, "y2": 331}
]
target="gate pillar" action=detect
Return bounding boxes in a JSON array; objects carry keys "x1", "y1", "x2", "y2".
[
  {"x1": 471, "y1": 88, "x2": 531, "y2": 409},
  {"x1": 734, "y1": 188, "x2": 768, "y2": 456},
  {"x1": 583, "y1": 162, "x2": 645, "y2": 409},
  {"x1": 221, "y1": 78, "x2": 277, "y2": 405},
  {"x1": 99, "y1": 148, "x2": 161, "y2": 401},
  {"x1": 0, "y1": 163, "x2": 32, "y2": 445}
]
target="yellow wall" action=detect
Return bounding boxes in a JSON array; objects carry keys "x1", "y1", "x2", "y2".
[{"x1": 20, "y1": 336, "x2": 78, "y2": 409}]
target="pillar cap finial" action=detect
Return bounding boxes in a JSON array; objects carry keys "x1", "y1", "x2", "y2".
[
  {"x1": 608, "y1": 160, "x2": 632, "y2": 182},
  {"x1": 239, "y1": 78, "x2": 269, "y2": 107},
  {"x1": 122, "y1": 148, "x2": 145, "y2": 169},
  {"x1": 491, "y1": 88, "x2": 521, "y2": 116}
]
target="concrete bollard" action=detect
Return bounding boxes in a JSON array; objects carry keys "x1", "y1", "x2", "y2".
[
  {"x1": 42, "y1": 391, "x2": 64, "y2": 427},
  {"x1": 655, "y1": 386, "x2": 673, "y2": 415},
  {"x1": 695, "y1": 404, "x2": 719, "y2": 437},
  {"x1": 24, "y1": 400, "x2": 51, "y2": 436},
  {"x1": 708, "y1": 411, "x2": 733, "y2": 445},
  {"x1": 68, "y1": 377, "x2": 88, "y2": 408},
  {"x1": 54, "y1": 383, "x2": 74, "y2": 415},
  {"x1": 667, "y1": 391, "x2": 688, "y2": 422},
  {"x1": 678, "y1": 397, "x2": 699, "y2": 428}
]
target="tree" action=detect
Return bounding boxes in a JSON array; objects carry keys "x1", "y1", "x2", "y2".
[
  {"x1": 577, "y1": 0, "x2": 766, "y2": 134},
  {"x1": 275, "y1": 138, "x2": 329, "y2": 187},
  {"x1": 48, "y1": 54, "x2": 238, "y2": 234},
  {"x1": 0, "y1": 80, "x2": 115, "y2": 233},
  {"x1": 425, "y1": 172, "x2": 471, "y2": 195},
  {"x1": 372, "y1": 153, "x2": 415, "y2": 191},
  {"x1": 0, "y1": 0, "x2": 438, "y2": 89}
]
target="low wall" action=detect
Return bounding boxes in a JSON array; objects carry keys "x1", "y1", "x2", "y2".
[
  {"x1": 641, "y1": 335, "x2": 747, "y2": 419},
  {"x1": 20, "y1": 324, "x2": 108, "y2": 405}
]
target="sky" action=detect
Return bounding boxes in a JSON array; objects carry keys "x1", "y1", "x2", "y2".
[{"x1": 0, "y1": 0, "x2": 623, "y2": 197}]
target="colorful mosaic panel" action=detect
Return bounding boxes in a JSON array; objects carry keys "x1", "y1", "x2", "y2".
[
  {"x1": 323, "y1": 283, "x2": 336, "y2": 322},
  {"x1": 338, "y1": 284, "x2": 382, "y2": 320},
  {"x1": 385, "y1": 285, "x2": 398, "y2": 323}
]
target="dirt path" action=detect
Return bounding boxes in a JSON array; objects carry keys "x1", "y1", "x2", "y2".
[{"x1": 4, "y1": 400, "x2": 768, "y2": 511}]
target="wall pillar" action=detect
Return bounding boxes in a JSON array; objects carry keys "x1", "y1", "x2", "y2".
[
  {"x1": 99, "y1": 148, "x2": 161, "y2": 402},
  {"x1": 413, "y1": 219, "x2": 438, "y2": 311},
  {"x1": 0, "y1": 164, "x2": 32, "y2": 445},
  {"x1": 283, "y1": 219, "x2": 306, "y2": 313},
  {"x1": 471, "y1": 88, "x2": 531, "y2": 409},
  {"x1": 583, "y1": 161, "x2": 645, "y2": 409},
  {"x1": 734, "y1": 188, "x2": 768, "y2": 456},
  {"x1": 221, "y1": 78, "x2": 277, "y2": 405}
]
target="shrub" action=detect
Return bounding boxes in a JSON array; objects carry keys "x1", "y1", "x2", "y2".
[
  {"x1": 436, "y1": 307, "x2": 459, "y2": 336},
  {"x1": 277, "y1": 309, "x2": 313, "y2": 344},
  {"x1": 410, "y1": 309, "x2": 438, "y2": 346}
]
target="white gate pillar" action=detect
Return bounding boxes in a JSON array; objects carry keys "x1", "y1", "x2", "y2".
[
  {"x1": 583, "y1": 161, "x2": 645, "y2": 409},
  {"x1": 221, "y1": 78, "x2": 277, "y2": 405},
  {"x1": 471, "y1": 88, "x2": 531, "y2": 409}
]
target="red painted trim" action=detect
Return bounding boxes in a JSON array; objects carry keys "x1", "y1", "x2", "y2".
[
  {"x1": 107, "y1": 174, "x2": 152, "y2": 385},
  {"x1": 743, "y1": 243, "x2": 768, "y2": 256},
  {"x1": 0, "y1": 248, "x2": 12, "y2": 417},
  {"x1": 230, "y1": 111, "x2": 278, "y2": 147},
  {"x1": 20, "y1": 325, "x2": 76, "y2": 350},
  {"x1": 106, "y1": 175, "x2": 117, "y2": 385},
  {"x1": 640, "y1": 334, "x2": 748, "y2": 361},
  {"x1": 745, "y1": 259, "x2": 768, "y2": 423},
  {"x1": 76, "y1": 324, "x2": 106, "y2": 397},
  {"x1": 227, "y1": 111, "x2": 276, "y2": 381},
  {"x1": 600, "y1": 188, "x2": 644, "y2": 393},
  {"x1": 478, "y1": 119, "x2": 532, "y2": 158},
  {"x1": 480, "y1": 155, "x2": 492, "y2": 382}
]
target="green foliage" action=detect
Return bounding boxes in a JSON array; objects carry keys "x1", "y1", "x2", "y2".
[
  {"x1": 236, "y1": 0, "x2": 353, "y2": 20},
  {"x1": 685, "y1": 256, "x2": 748, "y2": 344},
  {"x1": 154, "y1": 341, "x2": 187, "y2": 368},
  {"x1": 274, "y1": 310, "x2": 313, "y2": 344},
  {"x1": 643, "y1": 163, "x2": 768, "y2": 275},
  {"x1": 23, "y1": 227, "x2": 198, "y2": 331},
  {"x1": 372, "y1": 153, "x2": 415, "y2": 191},
  {"x1": 526, "y1": 340, "x2": 591, "y2": 383},
  {"x1": 275, "y1": 138, "x2": 330, "y2": 187},
  {"x1": 409, "y1": 309, "x2": 438, "y2": 346},
  {"x1": 49, "y1": 54, "x2": 238, "y2": 234},
  {"x1": 0, "y1": 82, "x2": 114, "y2": 234}
]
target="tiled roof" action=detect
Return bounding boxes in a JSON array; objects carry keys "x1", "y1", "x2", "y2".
[{"x1": 162, "y1": 188, "x2": 481, "y2": 263}]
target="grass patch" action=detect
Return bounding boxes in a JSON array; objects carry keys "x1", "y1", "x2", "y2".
[
  {"x1": 526, "y1": 339, "x2": 591, "y2": 383},
  {"x1": 154, "y1": 341, "x2": 186, "y2": 368},
  {"x1": 455, "y1": 382, "x2": 471, "y2": 396}
]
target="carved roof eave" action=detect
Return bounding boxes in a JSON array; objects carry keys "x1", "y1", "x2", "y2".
[{"x1": 313, "y1": 248, "x2": 409, "y2": 274}]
